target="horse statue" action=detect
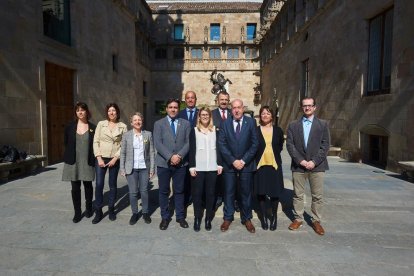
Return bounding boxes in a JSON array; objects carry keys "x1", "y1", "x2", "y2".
[{"x1": 210, "y1": 69, "x2": 232, "y2": 95}]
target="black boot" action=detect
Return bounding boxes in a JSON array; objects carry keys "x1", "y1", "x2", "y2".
[
  {"x1": 84, "y1": 182, "x2": 93, "y2": 218},
  {"x1": 108, "y1": 206, "x2": 116, "y2": 221},
  {"x1": 205, "y1": 217, "x2": 212, "y2": 231},
  {"x1": 258, "y1": 196, "x2": 268, "y2": 230},
  {"x1": 92, "y1": 208, "x2": 103, "y2": 224},
  {"x1": 269, "y1": 200, "x2": 279, "y2": 231},
  {"x1": 193, "y1": 217, "x2": 201, "y2": 232},
  {"x1": 71, "y1": 190, "x2": 82, "y2": 223}
]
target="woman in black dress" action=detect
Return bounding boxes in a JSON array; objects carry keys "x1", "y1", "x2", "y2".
[{"x1": 255, "y1": 106, "x2": 284, "y2": 231}]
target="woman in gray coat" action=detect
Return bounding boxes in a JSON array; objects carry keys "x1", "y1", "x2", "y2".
[{"x1": 120, "y1": 112, "x2": 155, "y2": 225}]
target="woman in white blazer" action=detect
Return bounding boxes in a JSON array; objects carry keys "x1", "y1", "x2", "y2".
[{"x1": 120, "y1": 112, "x2": 155, "y2": 225}]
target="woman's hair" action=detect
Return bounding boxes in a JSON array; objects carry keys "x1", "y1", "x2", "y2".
[
  {"x1": 105, "y1": 103, "x2": 120, "y2": 122},
  {"x1": 196, "y1": 107, "x2": 214, "y2": 132},
  {"x1": 259, "y1": 105, "x2": 274, "y2": 126},
  {"x1": 129, "y1": 112, "x2": 144, "y2": 123},
  {"x1": 74, "y1": 102, "x2": 91, "y2": 121}
]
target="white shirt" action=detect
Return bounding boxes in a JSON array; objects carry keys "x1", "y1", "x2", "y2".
[
  {"x1": 191, "y1": 128, "x2": 221, "y2": 172},
  {"x1": 233, "y1": 117, "x2": 244, "y2": 132},
  {"x1": 133, "y1": 133, "x2": 146, "y2": 169}
]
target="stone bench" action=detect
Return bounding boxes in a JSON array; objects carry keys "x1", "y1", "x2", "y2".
[
  {"x1": 328, "y1": 146, "x2": 341, "y2": 156},
  {"x1": 0, "y1": 155, "x2": 46, "y2": 183},
  {"x1": 398, "y1": 161, "x2": 414, "y2": 179}
]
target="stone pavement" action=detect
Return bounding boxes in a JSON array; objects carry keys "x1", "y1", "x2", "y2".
[{"x1": 1, "y1": 151, "x2": 414, "y2": 275}]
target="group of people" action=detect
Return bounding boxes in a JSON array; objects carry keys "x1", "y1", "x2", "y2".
[{"x1": 62, "y1": 91, "x2": 330, "y2": 236}]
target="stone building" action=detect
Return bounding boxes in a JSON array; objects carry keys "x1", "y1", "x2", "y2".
[
  {"x1": 146, "y1": 0, "x2": 262, "y2": 128},
  {"x1": 0, "y1": 0, "x2": 152, "y2": 164},
  {"x1": 259, "y1": 0, "x2": 414, "y2": 172}
]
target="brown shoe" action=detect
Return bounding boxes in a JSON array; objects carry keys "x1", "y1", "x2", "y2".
[
  {"x1": 312, "y1": 221, "x2": 325, "y2": 235},
  {"x1": 220, "y1": 220, "x2": 232, "y2": 232},
  {"x1": 244, "y1": 220, "x2": 255, "y2": 233},
  {"x1": 288, "y1": 220, "x2": 303, "y2": 231}
]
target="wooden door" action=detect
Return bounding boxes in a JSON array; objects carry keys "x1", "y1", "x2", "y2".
[{"x1": 45, "y1": 62, "x2": 74, "y2": 164}]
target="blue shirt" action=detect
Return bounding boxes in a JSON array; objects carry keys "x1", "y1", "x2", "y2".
[
  {"x1": 167, "y1": 116, "x2": 178, "y2": 133},
  {"x1": 302, "y1": 115, "x2": 314, "y2": 149}
]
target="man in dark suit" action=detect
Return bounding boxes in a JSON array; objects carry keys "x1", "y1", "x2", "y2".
[
  {"x1": 178, "y1": 91, "x2": 198, "y2": 128},
  {"x1": 211, "y1": 91, "x2": 234, "y2": 210},
  {"x1": 286, "y1": 97, "x2": 330, "y2": 235},
  {"x1": 177, "y1": 91, "x2": 198, "y2": 208},
  {"x1": 153, "y1": 98, "x2": 191, "y2": 230},
  {"x1": 218, "y1": 99, "x2": 258, "y2": 233}
]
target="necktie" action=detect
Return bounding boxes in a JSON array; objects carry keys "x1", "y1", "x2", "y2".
[
  {"x1": 235, "y1": 120, "x2": 241, "y2": 139},
  {"x1": 189, "y1": 110, "x2": 194, "y2": 124},
  {"x1": 221, "y1": 110, "x2": 226, "y2": 121},
  {"x1": 170, "y1": 118, "x2": 176, "y2": 137}
]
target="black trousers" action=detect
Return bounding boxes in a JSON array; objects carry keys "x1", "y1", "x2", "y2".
[{"x1": 191, "y1": 171, "x2": 217, "y2": 219}]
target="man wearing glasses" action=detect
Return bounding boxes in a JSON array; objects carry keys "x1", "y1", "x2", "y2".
[{"x1": 286, "y1": 97, "x2": 330, "y2": 235}]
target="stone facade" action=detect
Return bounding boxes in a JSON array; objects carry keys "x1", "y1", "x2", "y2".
[
  {"x1": 147, "y1": 3, "x2": 261, "y2": 127},
  {"x1": 0, "y1": 0, "x2": 152, "y2": 163},
  {"x1": 259, "y1": 0, "x2": 414, "y2": 172}
]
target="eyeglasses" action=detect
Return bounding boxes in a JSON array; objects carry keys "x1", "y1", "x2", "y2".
[
  {"x1": 302, "y1": 105, "x2": 315, "y2": 108},
  {"x1": 199, "y1": 114, "x2": 210, "y2": 117}
]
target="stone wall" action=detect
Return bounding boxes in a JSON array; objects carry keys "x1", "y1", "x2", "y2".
[{"x1": 260, "y1": 0, "x2": 414, "y2": 171}]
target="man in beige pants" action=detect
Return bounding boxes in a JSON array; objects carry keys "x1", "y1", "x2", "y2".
[{"x1": 286, "y1": 97, "x2": 330, "y2": 235}]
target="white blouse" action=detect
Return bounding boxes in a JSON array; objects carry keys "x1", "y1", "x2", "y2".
[{"x1": 192, "y1": 128, "x2": 219, "y2": 172}]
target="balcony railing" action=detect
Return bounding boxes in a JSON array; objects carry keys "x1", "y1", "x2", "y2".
[{"x1": 151, "y1": 58, "x2": 260, "y2": 71}]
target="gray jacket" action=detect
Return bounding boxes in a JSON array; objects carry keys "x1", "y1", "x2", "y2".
[
  {"x1": 153, "y1": 117, "x2": 191, "y2": 168},
  {"x1": 120, "y1": 130, "x2": 155, "y2": 175},
  {"x1": 286, "y1": 116, "x2": 330, "y2": 172}
]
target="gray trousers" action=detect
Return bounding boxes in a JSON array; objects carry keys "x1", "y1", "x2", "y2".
[
  {"x1": 126, "y1": 169, "x2": 149, "y2": 214},
  {"x1": 292, "y1": 171, "x2": 324, "y2": 222}
]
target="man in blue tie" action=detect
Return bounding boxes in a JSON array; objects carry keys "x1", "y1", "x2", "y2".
[
  {"x1": 218, "y1": 99, "x2": 258, "y2": 233},
  {"x1": 286, "y1": 97, "x2": 330, "y2": 235},
  {"x1": 153, "y1": 98, "x2": 191, "y2": 230}
]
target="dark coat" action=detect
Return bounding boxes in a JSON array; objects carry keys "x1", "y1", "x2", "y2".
[
  {"x1": 286, "y1": 116, "x2": 330, "y2": 172},
  {"x1": 218, "y1": 115, "x2": 258, "y2": 172},
  {"x1": 255, "y1": 125, "x2": 284, "y2": 166},
  {"x1": 211, "y1": 108, "x2": 231, "y2": 129},
  {"x1": 63, "y1": 121, "x2": 96, "y2": 166},
  {"x1": 178, "y1": 108, "x2": 198, "y2": 128}
]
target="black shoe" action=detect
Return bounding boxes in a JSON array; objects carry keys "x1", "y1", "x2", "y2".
[
  {"x1": 193, "y1": 217, "x2": 201, "y2": 232},
  {"x1": 177, "y1": 219, "x2": 189, "y2": 228},
  {"x1": 269, "y1": 216, "x2": 277, "y2": 231},
  {"x1": 260, "y1": 216, "x2": 269, "y2": 230},
  {"x1": 129, "y1": 213, "x2": 139, "y2": 225},
  {"x1": 72, "y1": 211, "x2": 82, "y2": 223},
  {"x1": 143, "y1": 213, "x2": 152, "y2": 224},
  {"x1": 159, "y1": 219, "x2": 170, "y2": 230},
  {"x1": 205, "y1": 218, "x2": 212, "y2": 231},
  {"x1": 84, "y1": 208, "x2": 93, "y2": 218},
  {"x1": 92, "y1": 209, "x2": 103, "y2": 224},
  {"x1": 108, "y1": 207, "x2": 116, "y2": 221}
]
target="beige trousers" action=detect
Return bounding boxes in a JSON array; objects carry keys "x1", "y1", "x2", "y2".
[{"x1": 292, "y1": 171, "x2": 324, "y2": 222}]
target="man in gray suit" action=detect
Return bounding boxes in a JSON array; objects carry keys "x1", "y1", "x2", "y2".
[
  {"x1": 286, "y1": 97, "x2": 330, "y2": 235},
  {"x1": 153, "y1": 99, "x2": 191, "y2": 230}
]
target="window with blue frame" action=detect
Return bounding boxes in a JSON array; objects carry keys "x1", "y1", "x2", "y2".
[
  {"x1": 209, "y1": 48, "x2": 221, "y2": 59},
  {"x1": 42, "y1": 0, "x2": 71, "y2": 45},
  {"x1": 210, "y1": 24, "x2": 220, "y2": 41},
  {"x1": 245, "y1": 47, "x2": 257, "y2": 59},
  {"x1": 246, "y1": 23, "x2": 257, "y2": 40},
  {"x1": 227, "y1": 48, "x2": 239, "y2": 59},
  {"x1": 191, "y1": 48, "x2": 203, "y2": 59},
  {"x1": 174, "y1": 24, "x2": 184, "y2": 41}
]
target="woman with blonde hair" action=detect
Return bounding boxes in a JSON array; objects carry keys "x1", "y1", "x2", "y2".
[{"x1": 188, "y1": 107, "x2": 222, "y2": 231}]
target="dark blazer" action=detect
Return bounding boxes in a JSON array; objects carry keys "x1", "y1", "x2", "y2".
[
  {"x1": 212, "y1": 108, "x2": 231, "y2": 129},
  {"x1": 218, "y1": 115, "x2": 258, "y2": 172},
  {"x1": 286, "y1": 116, "x2": 330, "y2": 172},
  {"x1": 255, "y1": 125, "x2": 284, "y2": 166},
  {"x1": 63, "y1": 121, "x2": 96, "y2": 166},
  {"x1": 153, "y1": 117, "x2": 191, "y2": 168},
  {"x1": 178, "y1": 108, "x2": 198, "y2": 128},
  {"x1": 189, "y1": 127, "x2": 222, "y2": 169}
]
